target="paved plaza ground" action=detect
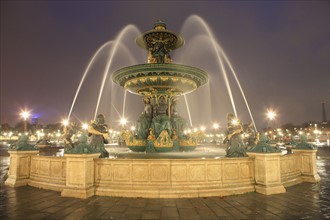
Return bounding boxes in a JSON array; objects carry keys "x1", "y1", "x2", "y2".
[{"x1": 0, "y1": 146, "x2": 329, "y2": 220}]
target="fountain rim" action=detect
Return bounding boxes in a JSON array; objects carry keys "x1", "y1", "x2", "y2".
[
  {"x1": 113, "y1": 63, "x2": 208, "y2": 81},
  {"x1": 112, "y1": 63, "x2": 209, "y2": 95}
]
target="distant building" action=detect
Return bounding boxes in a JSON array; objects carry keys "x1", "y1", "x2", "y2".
[{"x1": 32, "y1": 117, "x2": 39, "y2": 125}]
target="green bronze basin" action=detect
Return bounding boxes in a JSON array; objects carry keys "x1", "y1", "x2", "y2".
[
  {"x1": 112, "y1": 63, "x2": 208, "y2": 96},
  {"x1": 128, "y1": 146, "x2": 147, "y2": 152},
  {"x1": 179, "y1": 146, "x2": 197, "y2": 151}
]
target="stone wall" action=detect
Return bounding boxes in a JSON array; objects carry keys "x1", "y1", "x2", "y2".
[
  {"x1": 94, "y1": 158, "x2": 255, "y2": 198},
  {"x1": 5, "y1": 149, "x2": 320, "y2": 199},
  {"x1": 280, "y1": 153, "x2": 302, "y2": 187},
  {"x1": 29, "y1": 156, "x2": 66, "y2": 191}
]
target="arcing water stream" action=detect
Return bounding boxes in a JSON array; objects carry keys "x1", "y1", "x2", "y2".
[{"x1": 67, "y1": 16, "x2": 257, "y2": 132}]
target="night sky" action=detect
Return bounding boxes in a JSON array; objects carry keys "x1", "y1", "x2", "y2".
[{"x1": 1, "y1": 1, "x2": 329, "y2": 130}]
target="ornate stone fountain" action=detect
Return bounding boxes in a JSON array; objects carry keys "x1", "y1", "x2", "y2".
[
  {"x1": 112, "y1": 21, "x2": 208, "y2": 152},
  {"x1": 4, "y1": 20, "x2": 320, "y2": 199}
]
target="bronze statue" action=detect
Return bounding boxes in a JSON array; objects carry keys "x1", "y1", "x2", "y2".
[
  {"x1": 143, "y1": 97, "x2": 152, "y2": 117},
  {"x1": 224, "y1": 113, "x2": 247, "y2": 157},
  {"x1": 156, "y1": 96, "x2": 168, "y2": 116},
  {"x1": 243, "y1": 122, "x2": 258, "y2": 149},
  {"x1": 88, "y1": 114, "x2": 109, "y2": 158},
  {"x1": 170, "y1": 98, "x2": 178, "y2": 117},
  {"x1": 9, "y1": 135, "x2": 37, "y2": 151},
  {"x1": 63, "y1": 122, "x2": 74, "y2": 150},
  {"x1": 151, "y1": 41, "x2": 170, "y2": 64}
]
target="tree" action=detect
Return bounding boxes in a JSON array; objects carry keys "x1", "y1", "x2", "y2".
[
  {"x1": 45, "y1": 123, "x2": 62, "y2": 131},
  {"x1": 0, "y1": 123, "x2": 13, "y2": 131},
  {"x1": 14, "y1": 121, "x2": 33, "y2": 132},
  {"x1": 281, "y1": 123, "x2": 295, "y2": 132}
]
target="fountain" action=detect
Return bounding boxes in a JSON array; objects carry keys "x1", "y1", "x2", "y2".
[
  {"x1": 112, "y1": 20, "x2": 208, "y2": 153},
  {"x1": 4, "y1": 19, "x2": 321, "y2": 199}
]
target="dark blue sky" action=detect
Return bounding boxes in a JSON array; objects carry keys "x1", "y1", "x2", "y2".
[{"x1": 1, "y1": 1, "x2": 329, "y2": 130}]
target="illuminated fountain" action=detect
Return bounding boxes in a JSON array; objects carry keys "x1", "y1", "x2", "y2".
[
  {"x1": 112, "y1": 21, "x2": 208, "y2": 152},
  {"x1": 4, "y1": 18, "x2": 320, "y2": 199}
]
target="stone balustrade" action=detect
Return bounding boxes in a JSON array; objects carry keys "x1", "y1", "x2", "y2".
[
  {"x1": 5, "y1": 148, "x2": 320, "y2": 199},
  {"x1": 94, "y1": 158, "x2": 255, "y2": 198}
]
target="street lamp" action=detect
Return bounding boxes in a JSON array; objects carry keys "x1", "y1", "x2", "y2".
[
  {"x1": 120, "y1": 118, "x2": 127, "y2": 128},
  {"x1": 82, "y1": 123, "x2": 89, "y2": 135},
  {"x1": 231, "y1": 119, "x2": 238, "y2": 125},
  {"x1": 130, "y1": 126, "x2": 136, "y2": 136},
  {"x1": 267, "y1": 110, "x2": 276, "y2": 121},
  {"x1": 20, "y1": 110, "x2": 30, "y2": 132},
  {"x1": 82, "y1": 123, "x2": 89, "y2": 131},
  {"x1": 213, "y1": 123, "x2": 219, "y2": 144},
  {"x1": 266, "y1": 110, "x2": 277, "y2": 140},
  {"x1": 62, "y1": 119, "x2": 69, "y2": 127}
]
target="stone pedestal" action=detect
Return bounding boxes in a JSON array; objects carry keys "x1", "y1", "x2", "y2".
[
  {"x1": 5, "y1": 151, "x2": 39, "y2": 187},
  {"x1": 61, "y1": 153, "x2": 100, "y2": 199},
  {"x1": 247, "y1": 152, "x2": 286, "y2": 195},
  {"x1": 292, "y1": 149, "x2": 320, "y2": 183}
]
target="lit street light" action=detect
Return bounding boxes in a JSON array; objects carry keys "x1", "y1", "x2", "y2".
[
  {"x1": 62, "y1": 119, "x2": 69, "y2": 127},
  {"x1": 120, "y1": 118, "x2": 127, "y2": 128},
  {"x1": 267, "y1": 110, "x2": 276, "y2": 121},
  {"x1": 82, "y1": 123, "x2": 88, "y2": 130},
  {"x1": 266, "y1": 110, "x2": 277, "y2": 140},
  {"x1": 20, "y1": 110, "x2": 30, "y2": 132},
  {"x1": 82, "y1": 123, "x2": 89, "y2": 131},
  {"x1": 213, "y1": 123, "x2": 219, "y2": 144}
]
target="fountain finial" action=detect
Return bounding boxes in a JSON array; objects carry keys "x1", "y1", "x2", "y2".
[
  {"x1": 135, "y1": 21, "x2": 184, "y2": 62},
  {"x1": 154, "y1": 20, "x2": 167, "y2": 30}
]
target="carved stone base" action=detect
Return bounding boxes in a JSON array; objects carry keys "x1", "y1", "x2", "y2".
[
  {"x1": 62, "y1": 153, "x2": 100, "y2": 199},
  {"x1": 61, "y1": 187, "x2": 95, "y2": 199},
  {"x1": 5, "y1": 178, "x2": 29, "y2": 187},
  {"x1": 247, "y1": 152, "x2": 286, "y2": 195},
  {"x1": 302, "y1": 174, "x2": 321, "y2": 183},
  {"x1": 293, "y1": 149, "x2": 321, "y2": 184},
  {"x1": 255, "y1": 184, "x2": 286, "y2": 195},
  {"x1": 5, "y1": 151, "x2": 38, "y2": 188}
]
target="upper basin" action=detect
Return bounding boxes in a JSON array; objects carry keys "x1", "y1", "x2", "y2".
[{"x1": 112, "y1": 63, "x2": 208, "y2": 96}]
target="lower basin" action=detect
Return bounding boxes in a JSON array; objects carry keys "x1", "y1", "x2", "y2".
[{"x1": 105, "y1": 144, "x2": 227, "y2": 159}]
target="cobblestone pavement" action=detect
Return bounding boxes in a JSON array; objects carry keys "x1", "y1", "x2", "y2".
[{"x1": 0, "y1": 147, "x2": 329, "y2": 220}]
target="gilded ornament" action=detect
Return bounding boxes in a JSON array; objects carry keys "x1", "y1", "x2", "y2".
[{"x1": 154, "y1": 130, "x2": 173, "y2": 148}]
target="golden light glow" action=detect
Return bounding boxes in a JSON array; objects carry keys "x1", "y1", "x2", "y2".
[
  {"x1": 267, "y1": 110, "x2": 276, "y2": 120},
  {"x1": 82, "y1": 123, "x2": 89, "y2": 130},
  {"x1": 20, "y1": 110, "x2": 30, "y2": 120},
  {"x1": 62, "y1": 119, "x2": 69, "y2": 127},
  {"x1": 120, "y1": 118, "x2": 127, "y2": 126}
]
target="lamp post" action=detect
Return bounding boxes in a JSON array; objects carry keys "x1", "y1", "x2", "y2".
[
  {"x1": 20, "y1": 110, "x2": 30, "y2": 132},
  {"x1": 130, "y1": 125, "x2": 136, "y2": 136},
  {"x1": 266, "y1": 110, "x2": 276, "y2": 140},
  {"x1": 213, "y1": 123, "x2": 219, "y2": 144},
  {"x1": 82, "y1": 123, "x2": 89, "y2": 135},
  {"x1": 120, "y1": 118, "x2": 127, "y2": 128}
]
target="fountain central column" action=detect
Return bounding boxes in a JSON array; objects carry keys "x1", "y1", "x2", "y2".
[{"x1": 112, "y1": 21, "x2": 208, "y2": 152}]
